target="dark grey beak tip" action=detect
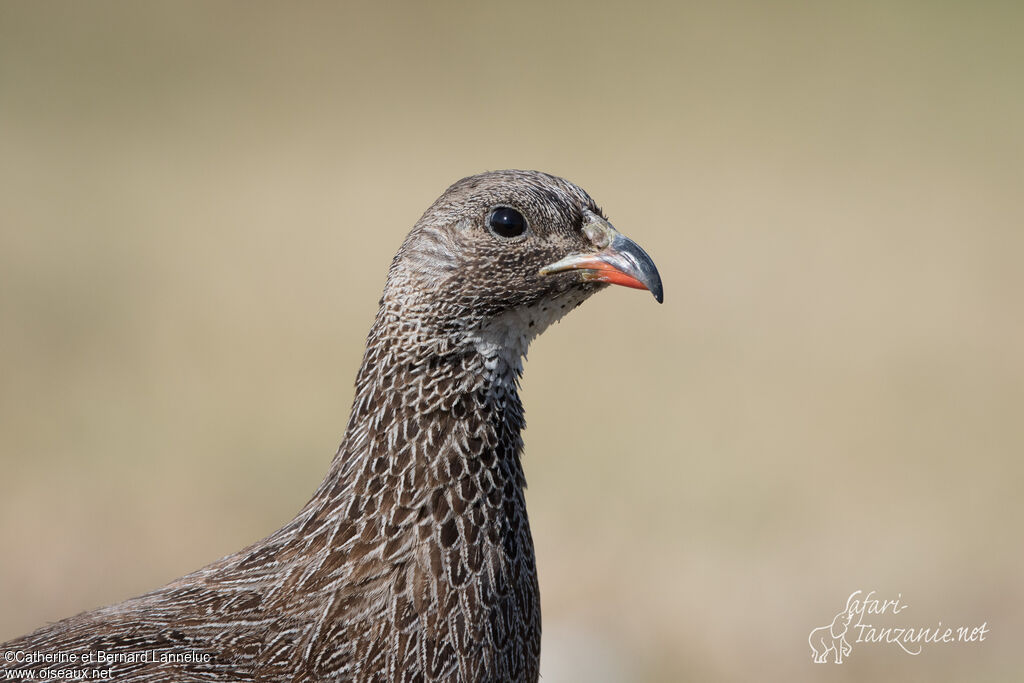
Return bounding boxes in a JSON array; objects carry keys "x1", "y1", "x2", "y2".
[{"x1": 611, "y1": 233, "x2": 664, "y2": 304}]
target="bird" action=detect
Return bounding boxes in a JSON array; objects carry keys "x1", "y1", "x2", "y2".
[{"x1": 1, "y1": 170, "x2": 662, "y2": 682}]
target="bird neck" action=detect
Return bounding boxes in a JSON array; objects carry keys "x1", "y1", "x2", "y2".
[{"x1": 311, "y1": 304, "x2": 532, "y2": 525}]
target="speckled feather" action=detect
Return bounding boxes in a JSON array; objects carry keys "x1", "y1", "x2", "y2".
[{"x1": 2, "y1": 171, "x2": 617, "y2": 682}]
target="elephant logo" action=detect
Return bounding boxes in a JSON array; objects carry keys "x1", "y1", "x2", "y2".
[{"x1": 808, "y1": 593, "x2": 857, "y2": 664}]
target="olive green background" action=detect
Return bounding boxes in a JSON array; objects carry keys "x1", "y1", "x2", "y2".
[{"x1": 1, "y1": 2, "x2": 1021, "y2": 681}]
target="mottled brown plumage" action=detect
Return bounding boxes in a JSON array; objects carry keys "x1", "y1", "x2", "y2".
[{"x1": 1, "y1": 170, "x2": 662, "y2": 682}]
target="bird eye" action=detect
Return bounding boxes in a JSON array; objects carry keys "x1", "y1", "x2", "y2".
[{"x1": 487, "y1": 207, "x2": 527, "y2": 239}]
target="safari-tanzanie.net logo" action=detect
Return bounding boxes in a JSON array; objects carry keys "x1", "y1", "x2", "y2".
[{"x1": 808, "y1": 590, "x2": 989, "y2": 664}]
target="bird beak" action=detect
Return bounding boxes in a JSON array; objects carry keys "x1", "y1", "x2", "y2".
[{"x1": 539, "y1": 216, "x2": 664, "y2": 303}]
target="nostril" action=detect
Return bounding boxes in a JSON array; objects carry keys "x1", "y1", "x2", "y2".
[{"x1": 583, "y1": 220, "x2": 612, "y2": 249}]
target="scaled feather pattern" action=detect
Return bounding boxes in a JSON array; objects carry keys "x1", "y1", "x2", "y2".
[{"x1": 1, "y1": 170, "x2": 662, "y2": 683}]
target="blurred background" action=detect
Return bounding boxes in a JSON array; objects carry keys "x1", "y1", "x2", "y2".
[{"x1": 1, "y1": 2, "x2": 1021, "y2": 681}]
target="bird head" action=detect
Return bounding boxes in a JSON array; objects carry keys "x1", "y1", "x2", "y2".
[{"x1": 384, "y1": 170, "x2": 661, "y2": 335}]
